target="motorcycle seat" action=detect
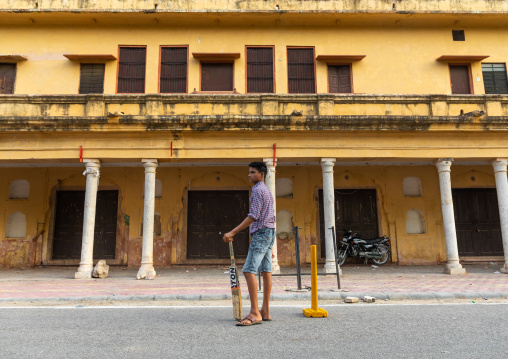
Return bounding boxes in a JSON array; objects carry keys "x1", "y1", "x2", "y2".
[{"x1": 355, "y1": 237, "x2": 386, "y2": 245}]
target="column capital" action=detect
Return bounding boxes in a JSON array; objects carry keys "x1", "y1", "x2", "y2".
[
  {"x1": 492, "y1": 160, "x2": 508, "y2": 173},
  {"x1": 263, "y1": 158, "x2": 277, "y2": 169},
  {"x1": 142, "y1": 159, "x2": 158, "y2": 171},
  {"x1": 435, "y1": 158, "x2": 453, "y2": 172},
  {"x1": 321, "y1": 158, "x2": 336, "y2": 173},
  {"x1": 83, "y1": 159, "x2": 101, "y2": 168}
]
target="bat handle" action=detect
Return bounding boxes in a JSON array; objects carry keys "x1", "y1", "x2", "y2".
[{"x1": 229, "y1": 241, "x2": 236, "y2": 265}]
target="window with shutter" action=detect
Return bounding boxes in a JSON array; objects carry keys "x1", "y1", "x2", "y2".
[
  {"x1": 246, "y1": 47, "x2": 274, "y2": 93},
  {"x1": 201, "y1": 62, "x2": 233, "y2": 91},
  {"x1": 0, "y1": 63, "x2": 16, "y2": 94},
  {"x1": 482, "y1": 63, "x2": 508, "y2": 94},
  {"x1": 117, "y1": 47, "x2": 146, "y2": 94},
  {"x1": 328, "y1": 65, "x2": 352, "y2": 93},
  {"x1": 160, "y1": 47, "x2": 188, "y2": 93},
  {"x1": 287, "y1": 48, "x2": 315, "y2": 94},
  {"x1": 79, "y1": 63, "x2": 105, "y2": 94}
]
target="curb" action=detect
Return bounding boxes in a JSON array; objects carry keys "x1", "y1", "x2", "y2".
[{"x1": 1, "y1": 292, "x2": 507, "y2": 303}]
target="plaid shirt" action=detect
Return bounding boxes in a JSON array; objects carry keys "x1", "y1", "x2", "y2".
[{"x1": 248, "y1": 181, "x2": 275, "y2": 234}]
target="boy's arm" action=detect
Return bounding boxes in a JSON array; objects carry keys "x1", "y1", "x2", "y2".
[{"x1": 223, "y1": 216, "x2": 255, "y2": 242}]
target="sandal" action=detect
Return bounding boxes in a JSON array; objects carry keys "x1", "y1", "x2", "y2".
[{"x1": 236, "y1": 315, "x2": 263, "y2": 326}]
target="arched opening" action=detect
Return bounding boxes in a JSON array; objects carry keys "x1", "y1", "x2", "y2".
[
  {"x1": 403, "y1": 177, "x2": 422, "y2": 197},
  {"x1": 5, "y1": 211, "x2": 27, "y2": 238},
  {"x1": 8, "y1": 179, "x2": 30, "y2": 199},
  {"x1": 406, "y1": 209, "x2": 426, "y2": 234}
]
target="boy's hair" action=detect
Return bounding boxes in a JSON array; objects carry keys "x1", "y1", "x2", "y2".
[{"x1": 248, "y1": 161, "x2": 267, "y2": 177}]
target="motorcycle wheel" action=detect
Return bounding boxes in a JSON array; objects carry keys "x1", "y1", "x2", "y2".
[
  {"x1": 372, "y1": 244, "x2": 390, "y2": 265},
  {"x1": 337, "y1": 249, "x2": 348, "y2": 266}
]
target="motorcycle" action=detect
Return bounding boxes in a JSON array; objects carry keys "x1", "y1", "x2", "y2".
[{"x1": 337, "y1": 229, "x2": 391, "y2": 266}]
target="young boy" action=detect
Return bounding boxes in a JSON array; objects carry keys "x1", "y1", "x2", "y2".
[{"x1": 223, "y1": 162, "x2": 275, "y2": 326}]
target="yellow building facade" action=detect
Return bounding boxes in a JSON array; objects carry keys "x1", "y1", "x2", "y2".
[{"x1": 1, "y1": 0, "x2": 508, "y2": 276}]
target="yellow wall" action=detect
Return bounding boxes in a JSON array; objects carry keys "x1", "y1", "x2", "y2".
[
  {"x1": 2, "y1": 164, "x2": 498, "y2": 268},
  {"x1": 3, "y1": 25, "x2": 508, "y2": 95}
]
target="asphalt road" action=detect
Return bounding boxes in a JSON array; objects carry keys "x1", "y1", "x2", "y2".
[{"x1": 1, "y1": 303, "x2": 507, "y2": 359}]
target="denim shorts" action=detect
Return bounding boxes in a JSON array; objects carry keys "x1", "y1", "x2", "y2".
[{"x1": 242, "y1": 227, "x2": 275, "y2": 274}]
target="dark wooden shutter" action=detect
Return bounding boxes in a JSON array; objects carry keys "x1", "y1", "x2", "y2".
[
  {"x1": 247, "y1": 47, "x2": 274, "y2": 93},
  {"x1": 0, "y1": 64, "x2": 16, "y2": 94},
  {"x1": 79, "y1": 63, "x2": 105, "y2": 94},
  {"x1": 328, "y1": 65, "x2": 351, "y2": 93},
  {"x1": 118, "y1": 47, "x2": 146, "y2": 93},
  {"x1": 482, "y1": 63, "x2": 508, "y2": 94},
  {"x1": 201, "y1": 63, "x2": 233, "y2": 91},
  {"x1": 160, "y1": 47, "x2": 188, "y2": 93},
  {"x1": 287, "y1": 48, "x2": 315, "y2": 94},
  {"x1": 450, "y1": 65, "x2": 471, "y2": 94}
]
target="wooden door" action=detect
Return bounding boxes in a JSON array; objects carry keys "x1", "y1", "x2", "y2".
[
  {"x1": 319, "y1": 189, "x2": 378, "y2": 257},
  {"x1": 201, "y1": 63, "x2": 233, "y2": 91},
  {"x1": 328, "y1": 65, "x2": 351, "y2": 93},
  {"x1": 187, "y1": 190, "x2": 249, "y2": 259},
  {"x1": 453, "y1": 188, "x2": 503, "y2": 256},
  {"x1": 0, "y1": 64, "x2": 16, "y2": 94},
  {"x1": 450, "y1": 65, "x2": 471, "y2": 94},
  {"x1": 52, "y1": 190, "x2": 118, "y2": 260}
]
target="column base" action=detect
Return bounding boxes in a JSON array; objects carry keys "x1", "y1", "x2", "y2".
[
  {"x1": 137, "y1": 265, "x2": 156, "y2": 280},
  {"x1": 500, "y1": 264, "x2": 508, "y2": 274},
  {"x1": 271, "y1": 261, "x2": 280, "y2": 274},
  {"x1": 74, "y1": 265, "x2": 93, "y2": 279},
  {"x1": 444, "y1": 263, "x2": 466, "y2": 275},
  {"x1": 324, "y1": 261, "x2": 341, "y2": 275}
]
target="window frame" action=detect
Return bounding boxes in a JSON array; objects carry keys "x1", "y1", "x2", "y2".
[
  {"x1": 0, "y1": 63, "x2": 17, "y2": 95},
  {"x1": 327, "y1": 63, "x2": 353, "y2": 94},
  {"x1": 199, "y1": 61, "x2": 235, "y2": 93},
  {"x1": 482, "y1": 62, "x2": 508, "y2": 94},
  {"x1": 116, "y1": 45, "x2": 147, "y2": 94},
  {"x1": 448, "y1": 63, "x2": 474, "y2": 95},
  {"x1": 286, "y1": 46, "x2": 316, "y2": 94},
  {"x1": 158, "y1": 45, "x2": 189, "y2": 94},
  {"x1": 245, "y1": 45, "x2": 275, "y2": 94},
  {"x1": 78, "y1": 63, "x2": 106, "y2": 94}
]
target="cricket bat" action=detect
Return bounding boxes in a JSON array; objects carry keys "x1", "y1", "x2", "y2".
[{"x1": 229, "y1": 241, "x2": 243, "y2": 321}]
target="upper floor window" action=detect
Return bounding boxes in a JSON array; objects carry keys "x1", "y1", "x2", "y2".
[
  {"x1": 328, "y1": 64, "x2": 352, "y2": 93},
  {"x1": 201, "y1": 62, "x2": 233, "y2": 91},
  {"x1": 449, "y1": 64, "x2": 472, "y2": 94},
  {"x1": 482, "y1": 63, "x2": 508, "y2": 94},
  {"x1": 0, "y1": 63, "x2": 16, "y2": 94},
  {"x1": 160, "y1": 46, "x2": 188, "y2": 93},
  {"x1": 246, "y1": 47, "x2": 274, "y2": 93},
  {"x1": 287, "y1": 47, "x2": 315, "y2": 94},
  {"x1": 452, "y1": 30, "x2": 465, "y2": 41},
  {"x1": 79, "y1": 63, "x2": 105, "y2": 94},
  {"x1": 117, "y1": 47, "x2": 146, "y2": 94}
]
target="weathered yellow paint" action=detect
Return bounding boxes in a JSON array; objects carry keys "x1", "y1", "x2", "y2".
[
  {"x1": 1, "y1": 0, "x2": 507, "y2": 268},
  {"x1": 3, "y1": 25, "x2": 508, "y2": 95},
  {"x1": 1, "y1": 163, "x2": 499, "y2": 267}
]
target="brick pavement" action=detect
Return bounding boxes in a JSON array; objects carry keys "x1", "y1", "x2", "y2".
[{"x1": 0, "y1": 264, "x2": 507, "y2": 302}]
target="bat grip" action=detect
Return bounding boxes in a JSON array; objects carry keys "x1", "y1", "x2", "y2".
[{"x1": 229, "y1": 241, "x2": 235, "y2": 261}]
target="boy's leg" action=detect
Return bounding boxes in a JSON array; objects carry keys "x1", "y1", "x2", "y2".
[
  {"x1": 239, "y1": 272, "x2": 262, "y2": 324},
  {"x1": 260, "y1": 271, "x2": 272, "y2": 320}
]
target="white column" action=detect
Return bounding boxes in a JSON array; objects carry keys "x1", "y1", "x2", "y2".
[
  {"x1": 263, "y1": 158, "x2": 280, "y2": 274},
  {"x1": 75, "y1": 159, "x2": 101, "y2": 279},
  {"x1": 321, "y1": 158, "x2": 340, "y2": 274},
  {"x1": 435, "y1": 158, "x2": 465, "y2": 275},
  {"x1": 137, "y1": 159, "x2": 158, "y2": 280},
  {"x1": 492, "y1": 160, "x2": 508, "y2": 274}
]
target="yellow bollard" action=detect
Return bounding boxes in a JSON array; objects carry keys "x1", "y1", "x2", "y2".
[{"x1": 303, "y1": 245, "x2": 328, "y2": 318}]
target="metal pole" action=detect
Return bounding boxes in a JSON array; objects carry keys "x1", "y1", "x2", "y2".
[
  {"x1": 331, "y1": 226, "x2": 341, "y2": 289},
  {"x1": 294, "y1": 226, "x2": 302, "y2": 290}
]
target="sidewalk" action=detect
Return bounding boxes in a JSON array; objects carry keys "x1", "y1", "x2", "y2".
[{"x1": 1, "y1": 263, "x2": 507, "y2": 303}]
